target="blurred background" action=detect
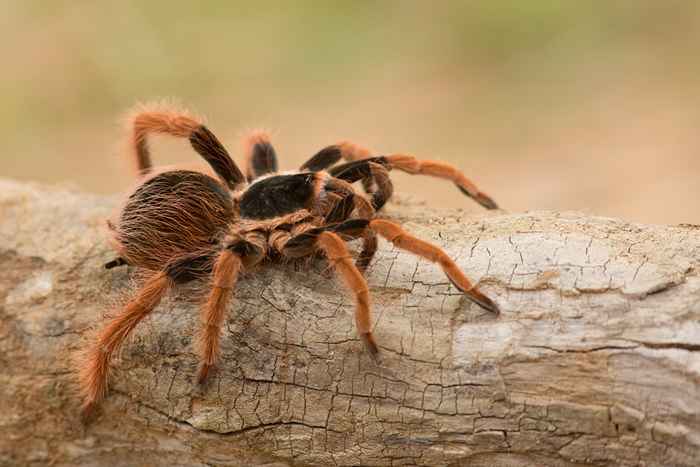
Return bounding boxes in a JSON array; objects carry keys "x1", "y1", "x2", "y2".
[{"x1": 2, "y1": 1, "x2": 699, "y2": 224}]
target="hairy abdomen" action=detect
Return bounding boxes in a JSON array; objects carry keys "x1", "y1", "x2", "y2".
[{"x1": 113, "y1": 171, "x2": 233, "y2": 270}]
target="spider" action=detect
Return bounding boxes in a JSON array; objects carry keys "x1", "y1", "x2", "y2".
[{"x1": 78, "y1": 103, "x2": 500, "y2": 418}]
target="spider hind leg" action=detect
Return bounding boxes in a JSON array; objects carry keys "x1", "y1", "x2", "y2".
[
  {"x1": 80, "y1": 250, "x2": 216, "y2": 420},
  {"x1": 104, "y1": 257, "x2": 127, "y2": 269},
  {"x1": 79, "y1": 272, "x2": 173, "y2": 420}
]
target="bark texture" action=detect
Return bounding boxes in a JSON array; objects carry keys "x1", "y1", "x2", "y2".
[{"x1": 1, "y1": 178, "x2": 698, "y2": 467}]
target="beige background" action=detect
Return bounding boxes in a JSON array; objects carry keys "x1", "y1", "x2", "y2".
[{"x1": 2, "y1": 1, "x2": 699, "y2": 224}]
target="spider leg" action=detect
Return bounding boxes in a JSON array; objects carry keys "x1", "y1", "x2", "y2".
[
  {"x1": 329, "y1": 160, "x2": 394, "y2": 210},
  {"x1": 329, "y1": 149, "x2": 498, "y2": 210},
  {"x1": 321, "y1": 179, "x2": 379, "y2": 271},
  {"x1": 197, "y1": 249, "x2": 241, "y2": 384},
  {"x1": 357, "y1": 229, "x2": 378, "y2": 272},
  {"x1": 79, "y1": 271, "x2": 173, "y2": 419},
  {"x1": 281, "y1": 215, "x2": 376, "y2": 274},
  {"x1": 299, "y1": 141, "x2": 371, "y2": 187},
  {"x1": 128, "y1": 103, "x2": 245, "y2": 189},
  {"x1": 299, "y1": 145, "x2": 343, "y2": 172},
  {"x1": 318, "y1": 231, "x2": 377, "y2": 355},
  {"x1": 80, "y1": 250, "x2": 215, "y2": 419},
  {"x1": 104, "y1": 257, "x2": 127, "y2": 269},
  {"x1": 337, "y1": 141, "x2": 372, "y2": 162},
  {"x1": 197, "y1": 234, "x2": 266, "y2": 384},
  {"x1": 384, "y1": 154, "x2": 498, "y2": 209},
  {"x1": 243, "y1": 131, "x2": 278, "y2": 181},
  {"x1": 301, "y1": 141, "x2": 373, "y2": 193},
  {"x1": 277, "y1": 225, "x2": 377, "y2": 356},
  {"x1": 369, "y1": 219, "x2": 499, "y2": 313}
]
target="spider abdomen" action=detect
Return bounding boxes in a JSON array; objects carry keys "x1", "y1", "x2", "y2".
[{"x1": 113, "y1": 170, "x2": 233, "y2": 270}]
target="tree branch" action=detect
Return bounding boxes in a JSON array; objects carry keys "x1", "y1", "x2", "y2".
[{"x1": 1, "y1": 179, "x2": 698, "y2": 467}]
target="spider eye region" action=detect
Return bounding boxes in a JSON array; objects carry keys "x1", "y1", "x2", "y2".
[{"x1": 240, "y1": 173, "x2": 315, "y2": 219}]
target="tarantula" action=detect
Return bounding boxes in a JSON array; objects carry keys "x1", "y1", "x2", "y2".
[{"x1": 79, "y1": 103, "x2": 500, "y2": 417}]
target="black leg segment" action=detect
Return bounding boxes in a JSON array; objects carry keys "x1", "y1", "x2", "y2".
[
  {"x1": 329, "y1": 158, "x2": 394, "y2": 210},
  {"x1": 247, "y1": 139, "x2": 279, "y2": 181},
  {"x1": 329, "y1": 157, "x2": 389, "y2": 181},
  {"x1": 281, "y1": 219, "x2": 369, "y2": 259},
  {"x1": 189, "y1": 125, "x2": 245, "y2": 189},
  {"x1": 300, "y1": 145, "x2": 343, "y2": 172},
  {"x1": 104, "y1": 257, "x2": 127, "y2": 269},
  {"x1": 164, "y1": 251, "x2": 216, "y2": 284}
]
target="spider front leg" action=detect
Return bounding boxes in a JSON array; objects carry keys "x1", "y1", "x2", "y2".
[
  {"x1": 317, "y1": 231, "x2": 378, "y2": 355},
  {"x1": 322, "y1": 178, "x2": 379, "y2": 271},
  {"x1": 300, "y1": 142, "x2": 373, "y2": 192},
  {"x1": 329, "y1": 159, "x2": 394, "y2": 210},
  {"x1": 327, "y1": 142, "x2": 499, "y2": 210},
  {"x1": 369, "y1": 219, "x2": 499, "y2": 313},
  {"x1": 277, "y1": 220, "x2": 379, "y2": 356}
]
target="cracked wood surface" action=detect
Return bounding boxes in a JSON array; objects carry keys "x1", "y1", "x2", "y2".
[{"x1": 1, "y1": 178, "x2": 699, "y2": 467}]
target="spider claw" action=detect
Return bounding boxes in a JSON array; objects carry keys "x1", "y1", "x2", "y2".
[
  {"x1": 457, "y1": 186, "x2": 499, "y2": 210},
  {"x1": 80, "y1": 402, "x2": 98, "y2": 425},
  {"x1": 465, "y1": 289, "x2": 500, "y2": 314},
  {"x1": 360, "y1": 332, "x2": 380, "y2": 361},
  {"x1": 197, "y1": 364, "x2": 216, "y2": 385},
  {"x1": 445, "y1": 275, "x2": 499, "y2": 314},
  {"x1": 474, "y1": 193, "x2": 499, "y2": 210}
]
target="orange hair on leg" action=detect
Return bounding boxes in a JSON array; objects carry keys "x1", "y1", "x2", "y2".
[
  {"x1": 369, "y1": 219, "x2": 499, "y2": 313},
  {"x1": 317, "y1": 231, "x2": 377, "y2": 355},
  {"x1": 197, "y1": 249, "x2": 242, "y2": 384},
  {"x1": 79, "y1": 272, "x2": 172, "y2": 418},
  {"x1": 127, "y1": 104, "x2": 203, "y2": 176},
  {"x1": 337, "y1": 141, "x2": 372, "y2": 162},
  {"x1": 126, "y1": 103, "x2": 245, "y2": 188},
  {"x1": 385, "y1": 154, "x2": 498, "y2": 209},
  {"x1": 357, "y1": 230, "x2": 378, "y2": 272}
]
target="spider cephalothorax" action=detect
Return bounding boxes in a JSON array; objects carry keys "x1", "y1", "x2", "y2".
[{"x1": 79, "y1": 103, "x2": 500, "y2": 418}]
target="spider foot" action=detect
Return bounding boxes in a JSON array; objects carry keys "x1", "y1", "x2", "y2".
[
  {"x1": 197, "y1": 363, "x2": 217, "y2": 385},
  {"x1": 80, "y1": 402, "x2": 99, "y2": 425},
  {"x1": 360, "y1": 332, "x2": 380, "y2": 363},
  {"x1": 457, "y1": 186, "x2": 499, "y2": 210},
  {"x1": 465, "y1": 288, "x2": 500, "y2": 314}
]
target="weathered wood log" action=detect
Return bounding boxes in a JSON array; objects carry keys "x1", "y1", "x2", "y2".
[{"x1": 1, "y1": 178, "x2": 698, "y2": 467}]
